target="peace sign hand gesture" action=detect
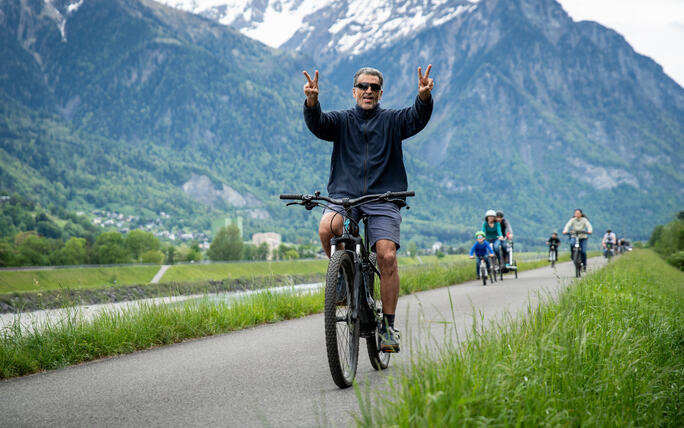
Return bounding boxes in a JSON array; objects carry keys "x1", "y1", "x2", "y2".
[
  {"x1": 303, "y1": 70, "x2": 319, "y2": 108},
  {"x1": 418, "y1": 64, "x2": 434, "y2": 102}
]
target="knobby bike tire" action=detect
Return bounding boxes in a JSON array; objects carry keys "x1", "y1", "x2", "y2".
[
  {"x1": 325, "y1": 250, "x2": 360, "y2": 388},
  {"x1": 490, "y1": 255, "x2": 498, "y2": 283},
  {"x1": 572, "y1": 248, "x2": 581, "y2": 278},
  {"x1": 480, "y1": 261, "x2": 487, "y2": 286},
  {"x1": 365, "y1": 253, "x2": 390, "y2": 371}
]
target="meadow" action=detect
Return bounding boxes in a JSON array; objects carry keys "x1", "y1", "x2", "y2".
[{"x1": 356, "y1": 250, "x2": 683, "y2": 427}]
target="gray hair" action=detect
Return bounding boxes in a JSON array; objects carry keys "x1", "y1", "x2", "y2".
[{"x1": 353, "y1": 67, "x2": 384, "y2": 87}]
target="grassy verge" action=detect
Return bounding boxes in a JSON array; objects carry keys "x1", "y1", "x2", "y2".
[
  {"x1": 356, "y1": 250, "x2": 684, "y2": 427},
  {"x1": 0, "y1": 273, "x2": 324, "y2": 313},
  {"x1": 0, "y1": 265, "x2": 160, "y2": 293},
  {"x1": 0, "y1": 253, "x2": 592, "y2": 378},
  {"x1": 0, "y1": 288, "x2": 325, "y2": 379}
]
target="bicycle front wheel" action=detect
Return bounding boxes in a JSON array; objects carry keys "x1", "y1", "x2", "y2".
[
  {"x1": 572, "y1": 248, "x2": 582, "y2": 278},
  {"x1": 325, "y1": 250, "x2": 360, "y2": 388}
]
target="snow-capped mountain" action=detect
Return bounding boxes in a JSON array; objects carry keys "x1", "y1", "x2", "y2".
[{"x1": 157, "y1": 0, "x2": 480, "y2": 58}]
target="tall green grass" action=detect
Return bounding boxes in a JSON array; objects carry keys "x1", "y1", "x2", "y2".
[
  {"x1": 0, "y1": 288, "x2": 324, "y2": 378},
  {"x1": 356, "y1": 250, "x2": 684, "y2": 427}
]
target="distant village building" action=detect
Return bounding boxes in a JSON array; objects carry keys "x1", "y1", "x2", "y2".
[
  {"x1": 431, "y1": 241, "x2": 443, "y2": 254},
  {"x1": 252, "y1": 232, "x2": 281, "y2": 260}
]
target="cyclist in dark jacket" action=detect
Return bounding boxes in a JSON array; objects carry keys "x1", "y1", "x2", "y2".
[{"x1": 302, "y1": 65, "x2": 434, "y2": 353}]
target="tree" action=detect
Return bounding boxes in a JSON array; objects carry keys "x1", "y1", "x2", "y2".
[
  {"x1": 36, "y1": 220, "x2": 62, "y2": 239},
  {"x1": 207, "y1": 225, "x2": 243, "y2": 261},
  {"x1": 94, "y1": 231, "x2": 129, "y2": 264},
  {"x1": 0, "y1": 242, "x2": 14, "y2": 266},
  {"x1": 164, "y1": 245, "x2": 176, "y2": 264},
  {"x1": 255, "y1": 242, "x2": 270, "y2": 260},
  {"x1": 54, "y1": 237, "x2": 88, "y2": 265},
  {"x1": 407, "y1": 241, "x2": 418, "y2": 258},
  {"x1": 125, "y1": 229, "x2": 160, "y2": 262},
  {"x1": 141, "y1": 250, "x2": 164, "y2": 264},
  {"x1": 13, "y1": 233, "x2": 52, "y2": 266},
  {"x1": 242, "y1": 243, "x2": 255, "y2": 260}
]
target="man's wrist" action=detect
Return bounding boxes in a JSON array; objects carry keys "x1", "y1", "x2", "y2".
[{"x1": 418, "y1": 93, "x2": 432, "y2": 103}]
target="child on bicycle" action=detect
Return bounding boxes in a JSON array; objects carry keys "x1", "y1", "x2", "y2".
[
  {"x1": 469, "y1": 231, "x2": 495, "y2": 279},
  {"x1": 546, "y1": 232, "x2": 560, "y2": 261}
]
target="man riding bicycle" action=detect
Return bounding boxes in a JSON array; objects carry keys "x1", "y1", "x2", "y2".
[
  {"x1": 495, "y1": 210, "x2": 513, "y2": 267},
  {"x1": 302, "y1": 64, "x2": 434, "y2": 352},
  {"x1": 602, "y1": 229, "x2": 617, "y2": 257}
]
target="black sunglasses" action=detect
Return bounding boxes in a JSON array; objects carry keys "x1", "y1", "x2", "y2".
[{"x1": 355, "y1": 82, "x2": 382, "y2": 92}]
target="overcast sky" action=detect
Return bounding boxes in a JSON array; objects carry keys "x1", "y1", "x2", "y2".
[{"x1": 557, "y1": 0, "x2": 684, "y2": 87}]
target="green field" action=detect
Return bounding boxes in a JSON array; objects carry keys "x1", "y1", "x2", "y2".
[
  {"x1": 0, "y1": 252, "x2": 555, "y2": 294},
  {"x1": 0, "y1": 266, "x2": 160, "y2": 293}
]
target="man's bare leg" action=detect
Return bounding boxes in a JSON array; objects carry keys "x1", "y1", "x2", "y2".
[
  {"x1": 318, "y1": 212, "x2": 344, "y2": 257},
  {"x1": 375, "y1": 239, "x2": 399, "y2": 315}
]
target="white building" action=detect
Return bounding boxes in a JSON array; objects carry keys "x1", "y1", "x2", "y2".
[{"x1": 252, "y1": 232, "x2": 281, "y2": 260}]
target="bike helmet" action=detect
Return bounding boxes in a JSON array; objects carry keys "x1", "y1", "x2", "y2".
[
  {"x1": 485, "y1": 209, "x2": 496, "y2": 217},
  {"x1": 475, "y1": 231, "x2": 485, "y2": 238},
  {"x1": 496, "y1": 211, "x2": 504, "y2": 218}
]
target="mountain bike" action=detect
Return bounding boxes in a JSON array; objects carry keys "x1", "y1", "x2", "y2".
[
  {"x1": 477, "y1": 256, "x2": 494, "y2": 286},
  {"x1": 568, "y1": 231, "x2": 583, "y2": 278},
  {"x1": 604, "y1": 241, "x2": 614, "y2": 262},
  {"x1": 548, "y1": 242, "x2": 558, "y2": 268},
  {"x1": 280, "y1": 190, "x2": 413, "y2": 388}
]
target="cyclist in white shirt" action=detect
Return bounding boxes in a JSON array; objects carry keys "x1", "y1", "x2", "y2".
[{"x1": 602, "y1": 229, "x2": 617, "y2": 257}]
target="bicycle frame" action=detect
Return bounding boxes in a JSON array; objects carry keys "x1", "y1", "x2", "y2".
[{"x1": 329, "y1": 214, "x2": 381, "y2": 328}]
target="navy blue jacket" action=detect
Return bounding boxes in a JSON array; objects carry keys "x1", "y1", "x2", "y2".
[
  {"x1": 303, "y1": 95, "x2": 433, "y2": 198},
  {"x1": 470, "y1": 241, "x2": 495, "y2": 257}
]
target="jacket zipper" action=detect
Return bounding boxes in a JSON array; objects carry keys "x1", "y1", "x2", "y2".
[{"x1": 363, "y1": 122, "x2": 368, "y2": 194}]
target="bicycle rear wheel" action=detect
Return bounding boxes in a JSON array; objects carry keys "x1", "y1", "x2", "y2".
[
  {"x1": 365, "y1": 253, "x2": 390, "y2": 370},
  {"x1": 367, "y1": 324, "x2": 390, "y2": 370},
  {"x1": 480, "y1": 260, "x2": 487, "y2": 285},
  {"x1": 325, "y1": 250, "x2": 360, "y2": 388},
  {"x1": 490, "y1": 256, "x2": 498, "y2": 283}
]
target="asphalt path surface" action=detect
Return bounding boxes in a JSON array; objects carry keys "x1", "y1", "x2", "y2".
[{"x1": 0, "y1": 258, "x2": 604, "y2": 427}]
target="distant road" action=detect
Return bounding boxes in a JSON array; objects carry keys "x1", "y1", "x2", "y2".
[
  {"x1": 150, "y1": 264, "x2": 171, "y2": 283},
  {"x1": 0, "y1": 259, "x2": 604, "y2": 427}
]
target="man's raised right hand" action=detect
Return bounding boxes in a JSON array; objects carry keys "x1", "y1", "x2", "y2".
[{"x1": 303, "y1": 70, "x2": 319, "y2": 108}]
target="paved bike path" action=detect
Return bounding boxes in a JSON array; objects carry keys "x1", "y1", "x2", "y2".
[{"x1": 0, "y1": 258, "x2": 604, "y2": 427}]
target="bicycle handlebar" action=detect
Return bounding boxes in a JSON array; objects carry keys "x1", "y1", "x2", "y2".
[{"x1": 279, "y1": 191, "x2": 414, "y2": 208}]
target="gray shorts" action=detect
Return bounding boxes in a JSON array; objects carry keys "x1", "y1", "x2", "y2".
[{"x1": 322, "y1": 201, "x2": 402, "y2": 250}]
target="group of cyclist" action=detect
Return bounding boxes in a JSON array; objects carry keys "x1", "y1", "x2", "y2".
[
  {"x1": 469, "y1": 210, "x2": 514, "y2": 279},
  {"x1": 543, "y1": 209, "x2": 629, "y2": 270},
  {"x1": 469, "y1": 206, "x2": 627, "y2": 277}
]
